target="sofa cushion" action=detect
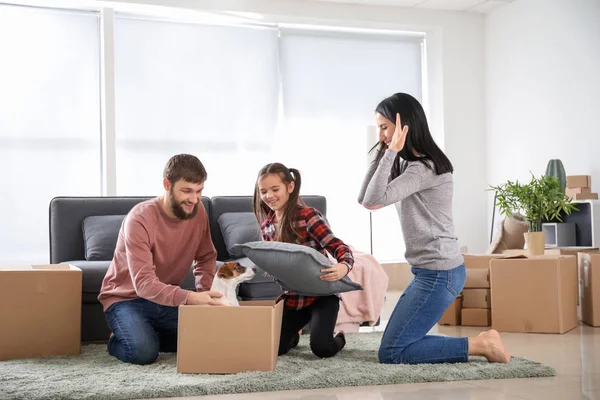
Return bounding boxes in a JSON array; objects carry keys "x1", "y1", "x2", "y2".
[
  {"x1": 66, "y1": 260, "x2": 111, "y2": 303},
  {"x1": 232, "y1": 242, "x2": 363, "y2": 296},
  {"x1": 217, "y1": 212, "x2": 261, "y2": 258},
  {"x1": 82, "y1": 215, "x2": 126, "y2": 261}
]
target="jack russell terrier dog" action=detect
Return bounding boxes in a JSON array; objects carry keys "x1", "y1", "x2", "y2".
[{"x1": 210, "y1": 262, "x2": 255, "y2": 306}]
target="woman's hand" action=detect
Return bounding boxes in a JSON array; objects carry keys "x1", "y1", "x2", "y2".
[
  {"x1": 388, "y1": 113, "x2": 409, "y2": 152},
  {"x1": 320, "y1": 263, "x2": 350, "y2": 281}
]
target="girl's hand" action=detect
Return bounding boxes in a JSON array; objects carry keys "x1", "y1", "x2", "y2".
[
  {"x1": 320, "y1": 263, "x2": 350, "y2": 281},
  {"x1": 388, "y1": 113, "x2": 409, "y2": 152}
]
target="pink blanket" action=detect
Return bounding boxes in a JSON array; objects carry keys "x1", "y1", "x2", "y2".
[{"x1": 330, "y1": 247, "x2": 389, "y2": 333}]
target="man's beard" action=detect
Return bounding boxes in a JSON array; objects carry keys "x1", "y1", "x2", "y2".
[{"x1": 168, "y1": 188, "x2": 198, "y2": 220}]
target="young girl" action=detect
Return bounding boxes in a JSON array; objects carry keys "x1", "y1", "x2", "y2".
[
  {"x1": 359, "y1": 92, "x2": 510, "y2": 365},
  {"x1": 253, "y1": 162, "x2": 353, "y2": 359}
]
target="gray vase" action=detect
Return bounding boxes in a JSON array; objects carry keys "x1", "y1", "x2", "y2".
[{"x1": 545, "y1": 159, "x2": 567, "y2": 192}]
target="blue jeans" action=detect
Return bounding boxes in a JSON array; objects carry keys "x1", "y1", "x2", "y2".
[
  {"x1": 104, "y1": 298, "x2": 179, "y2": 365},
  {"x1": 379, "y1": 264, "x2": 468, "y2": 364}
]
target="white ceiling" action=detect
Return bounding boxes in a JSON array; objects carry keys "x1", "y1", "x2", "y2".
[{"x1": 309, "y1": 0, "x2": 516, "y2": 13}]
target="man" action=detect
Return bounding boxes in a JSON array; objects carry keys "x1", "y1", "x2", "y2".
[{"x1": 98, "y1": 154, "x2": 224, "y2": 365}]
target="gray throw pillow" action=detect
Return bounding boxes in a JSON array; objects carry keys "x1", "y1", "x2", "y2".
[
  {"x1": 82, "y1": 215, "x2": 126, "y2": 261},
  {"x1": 218, "y1": 212, "x2": 261, "y2": 257},
  {"x1": 232, "y1": 241, "x2": 363, "y2": 296}
]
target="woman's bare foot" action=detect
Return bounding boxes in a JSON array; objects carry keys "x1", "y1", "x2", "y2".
[{"x1": 468, "y1": 329, "x2": 511, "y2": 363}]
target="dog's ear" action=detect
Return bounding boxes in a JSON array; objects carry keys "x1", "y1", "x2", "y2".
[
  {"x1": 217, "y1": 263, "x2": 235, "y2": 279},
  {"x1": 235, "y1": 263, "x2": 246, "y2": 273}
]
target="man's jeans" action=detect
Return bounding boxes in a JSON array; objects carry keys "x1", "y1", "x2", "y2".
[{"x1": 104, "y1": 298, "x2": 179, "y2": 365}]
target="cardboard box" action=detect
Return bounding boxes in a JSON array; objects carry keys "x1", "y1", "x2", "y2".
[
  {"x1": 381, "y1": 262, "x2": 412, "y2": 290},
  {"x1": 463, "y1": 254, "x2": 522, "y2": 289},
  {"x1": 499, "y1": 249, "x2": 531, "y2": 256},
  {"x1": 567, "y1": 175, "x2": 591, "y2": 188},
  {"x1": 461, "y1": 308, "x2": 491, "y2": 327},
  {"x1": 439, "y1": 296, "x2": 462, "y2": 326},
  {"x1": 490, "y1": 256, "x2": 578, "y2": 334},
  {"x1": 566, "y1": 189, "x2": 598, "y2": 201},
  {"x1": 177, "y1": 300, "x2": 284, "y2": 374},
  {"x1": 466, "y1": 268, "x2": 490, "y2": 288},
  {"x1": 463, "y1": 289, "x2": 491, "y2": 309},
  {"x1": 578, "y1": 253, "x2": 600, "y2": 327},
  {"x1": 0, "y1": 264, "x2": 82, "y2": 361},
  {"x1": 567, "y1": 187, "x2": 592, "y2": 195}
]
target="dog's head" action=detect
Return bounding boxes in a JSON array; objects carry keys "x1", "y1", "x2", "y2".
[{"x1": 216, "y1": 262, "x2": 255, "y2": 284}]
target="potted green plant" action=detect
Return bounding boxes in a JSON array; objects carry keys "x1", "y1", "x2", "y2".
[{"x1": 489, "y1": 173, "x2": 578, "y2": 255}]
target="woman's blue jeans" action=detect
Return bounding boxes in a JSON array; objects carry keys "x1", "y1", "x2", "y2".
[{"x1": 379, "y1": 264, "x2": 469, "y2": 364}]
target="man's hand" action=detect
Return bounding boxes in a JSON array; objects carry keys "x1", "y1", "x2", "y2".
[
  {"x1": 320, "y1": 263, "x2": 350, "y2": 281},
  {"x1": 186, "y1": 291, "x2": 227, "y2": 306}
]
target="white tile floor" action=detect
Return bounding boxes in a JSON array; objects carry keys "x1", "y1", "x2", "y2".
[{"x1": 152, "y1": 291, "x2": 600, "y2": 400}]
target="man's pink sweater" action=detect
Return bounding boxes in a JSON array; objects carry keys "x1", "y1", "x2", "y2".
[{"x1": 98, "y1": 197, "x2": 217, "y2": 311}]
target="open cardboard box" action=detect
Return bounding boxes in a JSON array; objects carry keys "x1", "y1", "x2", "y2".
[
  {"x1": 0, "y1": 264, "x2": 82, "y2": 361},
  {"x1": 177, "y1": 300, "x2": 284, "y2": 374}
]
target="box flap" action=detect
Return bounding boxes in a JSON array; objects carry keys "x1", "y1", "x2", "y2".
[
  {"x1": 464, "y1": 254, "x2": 526, "y2": 259},
  {"x1": 464, "y1": 254, "x2": 527, "y2": 269},
  {"x1": 240, "y1": 300, "x2": 278, "y2": 308},
  {"x1": 0, "y1": 264, "x2": 80, "y2": 272}
]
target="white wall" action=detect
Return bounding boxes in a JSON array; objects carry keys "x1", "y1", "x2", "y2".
[
  {"x1": 486, "y1": 0, "x2": 600, "y2": 209},
  {"x1": 108, "y1": 0, "x2": 489, "y2": 254}
]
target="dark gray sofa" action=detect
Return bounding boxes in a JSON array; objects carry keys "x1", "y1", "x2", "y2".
[{"x1": 49, "y1": 195, "x2": 327, "y2": 342}]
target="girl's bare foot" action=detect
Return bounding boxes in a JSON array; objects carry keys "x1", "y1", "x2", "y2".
[{"x1": 468, "y1": 329, "x2": 511, "y2": 363}]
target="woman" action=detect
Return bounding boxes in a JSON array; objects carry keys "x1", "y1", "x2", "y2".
[{"x1": 359, "y1": 92, "x2": 510, "y2": 365}]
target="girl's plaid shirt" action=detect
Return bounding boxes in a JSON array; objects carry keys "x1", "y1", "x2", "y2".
[{"x1": 260, "y1": 205, "x2": 354, "y2": 310}]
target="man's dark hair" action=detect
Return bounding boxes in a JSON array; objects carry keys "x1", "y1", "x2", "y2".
[{"x1": 163, "y1": 154, "x2": 207, "y2": 184}]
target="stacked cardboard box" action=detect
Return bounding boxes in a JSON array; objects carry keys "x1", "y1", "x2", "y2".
[
  {"x1": 439, "y1": 255, "x2": 505, "y2": 327},
  {"x1": 566, "y1": 175, "x2": 598, "y2": 200},
  {"x1": 440, "y1": 253, "x2": 586, "y2": 333},
  {"x1": 462, "y1": 255, "x2": 492, "y2": 326},
  {"x1": 438, "y1": 295, "x2": 462, "y2": 326}
]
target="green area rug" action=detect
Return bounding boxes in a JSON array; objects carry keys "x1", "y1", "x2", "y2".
[{"x1": 0, "y1": 332, "x2": 555, "y2": 400}]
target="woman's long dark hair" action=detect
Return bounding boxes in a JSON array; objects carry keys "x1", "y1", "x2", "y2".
[
  {"x1": 253, "y1": 163, "x2": 305, "y2": 244},
  {"x1": 370, "y1": 93, "x2": 453, "y2": 180}
]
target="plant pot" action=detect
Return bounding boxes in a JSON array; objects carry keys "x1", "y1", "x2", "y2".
[{"x1": 524, "y1": 231, "x2": 546, "y2": 255}]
